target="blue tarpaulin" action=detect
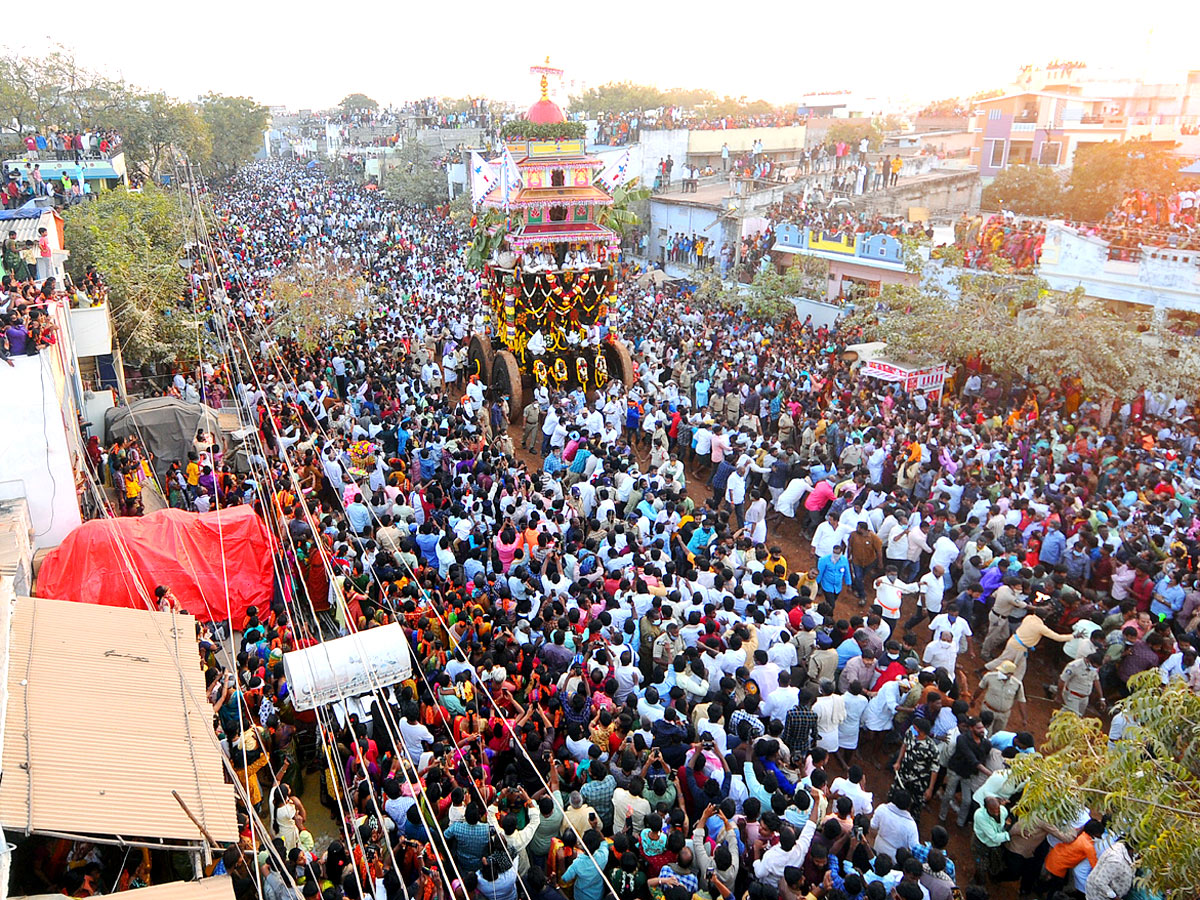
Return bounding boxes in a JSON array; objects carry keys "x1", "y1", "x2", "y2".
[{"x1": 0, "y1": 200, "x2": 43, "y2": 220}]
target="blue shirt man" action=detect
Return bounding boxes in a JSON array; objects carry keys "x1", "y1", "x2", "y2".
[
  {"x1": 817, "y1": 548, "x2": 852, "y2": 596},
  {"x1": 1038, "y1": 524, "x2": 1066, "y2": 566},
  {"x1": 1151, "y1": 575, "x2": 1185, "y2": 619},
  {"x1": 543, "y1": 448, "x2": 566, "y2": 475}
]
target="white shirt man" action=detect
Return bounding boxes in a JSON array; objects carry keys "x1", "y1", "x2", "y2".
[
  {"x1": 869, "y1": 800, "x2": 919, "y2": 860},
  {"x1": 918, "y1": 566, "x2": 946, "y2": 615},
  {"x1": 928, "y1": 611, "x2": 973, "y2": 650},
  {"x1": 874, "y1": 573, "x2": 918, "y2": 620},
  {"x1": 812, "y1": 518, "x2": 841, "y2": 558},
  {"x1": 930, "y1": 534, "x2": 960, "y2": 572},
  {"x1": 830, "y1": 775, "x2": 874, "y2": 816},
  {"x1": 761, "y1": 681, "x2": 800, "y2": 722},
  {"x1": 725, "y1": 468, "x2": 747, "y2": 507}
]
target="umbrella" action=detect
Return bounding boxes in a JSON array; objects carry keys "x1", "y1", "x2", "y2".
[{"x1": 637, "y1": 269, "x2": 668, "y2": 288}]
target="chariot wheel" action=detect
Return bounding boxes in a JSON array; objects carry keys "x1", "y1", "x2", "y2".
[
  {"x1": 602, "y1": 339, "x2": 636, "y2": 388},
  {"x1": 490, "y1": 349, "x2": 523, "y2": 415},
  {"x1": 467, "y1": 333, "x2": 495, "y2": 384}
]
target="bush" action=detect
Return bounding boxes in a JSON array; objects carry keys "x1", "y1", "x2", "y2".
[{"x1": 500, "y1": 119, "x2": 586, "y2": 141}]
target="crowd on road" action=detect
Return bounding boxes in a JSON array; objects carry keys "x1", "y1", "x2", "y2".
[{"x1": 37, "y1": 157, "x2": 1200, "y2": 900}]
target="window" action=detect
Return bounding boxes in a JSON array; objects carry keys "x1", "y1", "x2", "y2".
[
  {"x1": 988, "y1": 140, "x2": 1007, "y2": 168},
  {"x1": 988, "y1": 109, "x2": 1001, "y2": 121},
  {"x1": 1038, "y1": 141, "x2": 1062, "y2": 166},
  {"x1": 550, "y1": 169, "x2": 565, "y2": 187}
]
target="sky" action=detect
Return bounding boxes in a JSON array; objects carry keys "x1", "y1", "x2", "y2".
[{"x1": 16, "y1": 1, "x2": 1199, "y2": 111}]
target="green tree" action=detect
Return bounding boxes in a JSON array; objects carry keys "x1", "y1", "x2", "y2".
[
  {"x1": 339, "y1": 93, "x2": 379, "y2": 114},
  {"x1": 594, "y1": 179, "x2": 651, "y2": 239},
  {"x1": 63, "y1": 186, "x2": 192, "y2": 365},
  {"x1": 917, "y1": 97, "x2": 965, "y2": 118},
  {"x1": 568, "y1": 82, "x2": 665, "y2": 115},
  {"x1": 841, "y1": 264, "x2": 1188, "y2": 397},
  {"x1": 781, "y1": 254, "x2": 829, "y2": 300},
  {"x1": 1064, "y1": 137, "x2": 1185, "y2": 221},
  {"x1": 381, "y1": 140, "x2": 447, "y2": 207},
  {"x1": 981, "y1": 164, "x2": 1066, "y2": 215},
  {"x1": 661, "y1": 88, "x2": 718, "y2": 109},
  {"x1": 825, "y1": 119, "x2": 884, "y2": 151},
  {"x1": 1010, "y1": 672, "x2": 1200, "y2": 900},
  {"x1": 110, "y1": 91, "x2": 212, "y2": 179},
  {"x1": 199, "y1": 93, "x2": 269, "y2": 176}
]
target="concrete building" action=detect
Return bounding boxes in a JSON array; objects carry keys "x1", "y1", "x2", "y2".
[
  {"x1": 970, "y1": 67, "x2": 1200, "y2": 178},
  {"x1": 1038, "y1": 221, "x2": 1200, "y2": 320},
  {"x1": 0, "y1": 292, "x2": 117, "y2": 550},
  {"x1": 771, "y1": 222, "x2": 921, "y2": 300}
]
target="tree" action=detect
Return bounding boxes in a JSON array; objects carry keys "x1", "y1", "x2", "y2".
[
  {"x1": 0, "y1": 48, "x2": 125, "y2": 138},
  {"x1": 63, "y1": 186, "x2": 192, "y2": 366},
  {"x1": 199, "y1": 93, "x2": 269, "y2": 176},
  {"x1": 568, "y1": 82, "x2": 665, "y2": 115},
  {"x1": 981, "y1": 164, "x2": 1066, "y2": 215},
  {"x1": 594, "y1": 179, "x2": 651, "y2": 239},
  {"x1": 917, "y1": 97, "x2": 965, "y2": 118},
  {"x1": 840, "y1": 263, "x2": 1189, "y2": 398},
  {"x1": 269, "y1": 264, "x2": 370, "y2": 354},
  {"x1": 339, "y1": 93, "x2": 378, "y2": 114},
  {"x1": 381, "y1": 140, "x2": 447, "y2": 207},
  {"x1": 661, "y1": 88, "x2": 718, "y2": 109},
  {"x1": 110, "y1": 91, "x2": 211, "y2": 179},
  {"x1": 825, "y1": 119, "x2": 884, "y2": 151},
  {"x1": 1064, "y1": 138, "x2": 1186, "y2": 221},
  {"x1": 781, "y1": 254, "x2": 829, "y2": 300},
  {"x1": 1010, "y1": 672, "x2": 1200, "y2": 900}
]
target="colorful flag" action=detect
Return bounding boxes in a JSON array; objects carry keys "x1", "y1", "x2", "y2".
[
  {"x1": 501, "y1": 147, "x2": 523, "y2": 209},
  {"x1": 470, "y1": 151, "x2": 498, "y2": 207},
  {"x1": 596, "y1": 148, "x2": 632, "y2": 190}
]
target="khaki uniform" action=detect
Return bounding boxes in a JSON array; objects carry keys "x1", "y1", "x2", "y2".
[
  {"x1": 522, "y1": 402, "x2": 541, "y2": 451},
  {"x1": 981, "y1": 586, "x2": 1029, "y2": 657},
  {"x1": 977, "y1": 671, "x2": 1025, "y2": 732},
  {"x1": 1059, "y1": 658, "x2": 1099, "y2": 715},
  {"x1": 725, "y1": 392, "x2": 741, "y2": 427},
  {"x1": 710, "y1": 392, "x2": 726, "y2": 420}
]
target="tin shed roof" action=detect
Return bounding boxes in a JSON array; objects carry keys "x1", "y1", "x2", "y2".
[{"x1": 0, "y1": 596, "x2": 238, "y2": 843}]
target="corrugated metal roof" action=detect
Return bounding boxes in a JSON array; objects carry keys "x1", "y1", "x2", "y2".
[
  {"x1": 0, "y1": 596, "x2": 239, "y2": 843},
  {"x1": 13, "y1": 875, "x2": 236, "y2": 900}
]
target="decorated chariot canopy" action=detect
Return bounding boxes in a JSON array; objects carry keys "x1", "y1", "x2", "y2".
[{"x1": 466, "y1": 59, "x2": 635, "y2": 406}]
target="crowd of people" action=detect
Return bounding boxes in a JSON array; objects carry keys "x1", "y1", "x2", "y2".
[
  {"x1": 950, "y1": 215, "x2": 1046, "y2": 273},
  {"x1": 0, "y1": 254, "x2": 105, "y2": 363},
  {"x1": 1064, "y1": 186, "x2": 1200, "y2": 263},
  {"x1": 593, "y1": 111, "x2": 808, "y2": 146},
  {"x1": 27, "y1": 156, "x2": 1200, "y2": 900},
  {"x1": 14, "y1": 128, "x2": 121, "y2": 161}
]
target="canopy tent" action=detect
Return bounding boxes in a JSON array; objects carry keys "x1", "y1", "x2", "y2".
[
  {"x1": 284, "y1": 623, "x2": 413, "y2": 712},
  {"x1": 35, "y1": 506, "x2": 275, "y2": 623},
  {"x1": 105, "y1": 397, "x2": 222, "y2": 478}
]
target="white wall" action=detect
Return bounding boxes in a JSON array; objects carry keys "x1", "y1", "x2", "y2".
[
  {"x1": 0, "y1": 353, "x2": 82, "y2": 549},
  {"x1": 647, "y1": 200, "x2": 723, "y2": 265}
]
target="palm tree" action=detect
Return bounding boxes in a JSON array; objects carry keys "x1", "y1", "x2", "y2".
[{"x1": 595, "y1": 178, "x2": 651, "y2": 239}]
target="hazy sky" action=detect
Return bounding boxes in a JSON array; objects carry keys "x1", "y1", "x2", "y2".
[{"x1": 18, "y1": 1, "x2": 1198, "y2": 110}]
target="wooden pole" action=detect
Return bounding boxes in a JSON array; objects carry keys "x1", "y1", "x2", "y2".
[{"x1": 172, "y1": 790, "x2": 221, "y2": 849}]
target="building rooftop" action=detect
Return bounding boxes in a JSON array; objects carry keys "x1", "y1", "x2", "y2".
[{"x1": 0, "y1": 596, "x2": 238, "y2": 845}]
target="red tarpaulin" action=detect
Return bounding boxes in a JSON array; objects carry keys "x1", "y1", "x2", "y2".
[{"x1": 36, "y1": 506, "x2": 275, "y2": 623}]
